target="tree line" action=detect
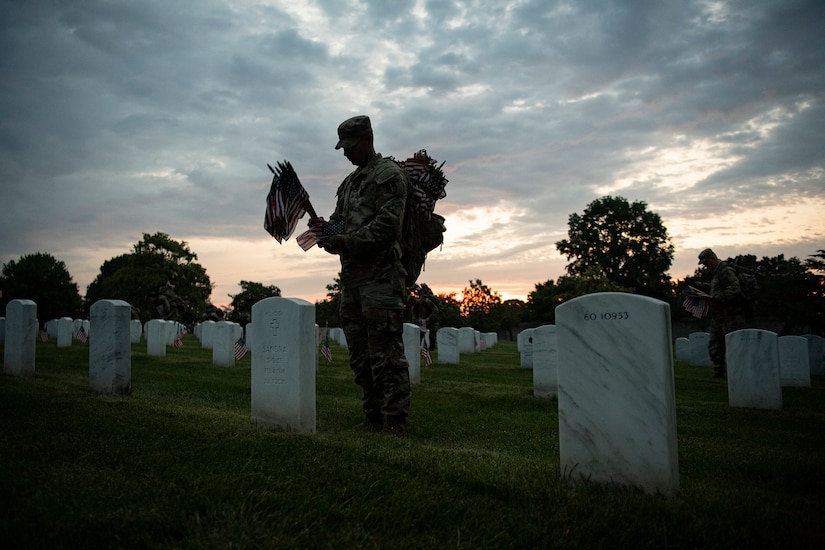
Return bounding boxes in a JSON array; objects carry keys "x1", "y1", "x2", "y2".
[{"x1": 2, "y1": 197, "x2": 823, "y2": 336}]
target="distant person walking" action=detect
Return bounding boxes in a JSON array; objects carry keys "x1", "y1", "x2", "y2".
[
  {"x1": 308, "y1": 115, "x2": 412, "y2": 437},
  {"x1": 697, "y1": 248, "x2": 746, "y2": 378}
]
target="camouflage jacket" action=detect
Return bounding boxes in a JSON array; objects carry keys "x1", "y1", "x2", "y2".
[
  {"x1": 329, "y1": 154, "x2": 409, "y2": 286},
  {"x1": 710, "y1": 261, "x2": 744, "y2": 317}
]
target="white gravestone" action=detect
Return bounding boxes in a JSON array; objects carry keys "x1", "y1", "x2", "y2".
[
  {"x1": 802, "y1": 334, "x2": 824, "y2": 376},
  {"x1": 437, "y1": 327, "x2": 459, "y2": 364},
  {"x1": 89, "y1": 300, "x2": 132, "y2": 395},
  {"x1": 130, "y1": 319, "x2": 142, "y2": 343},
  {"x1": 3, "y1": 299, "x2": 37, "y2": 377},
  {"x1": 213, "y1": 321, "x2": 236, "y2": 367},
  {"x1": 251, "y1": 297, "x2": 316, "y2": 433},
  {"x1": 458, "y1": 327, "x2": 475, "y2": 354},
  {"x1": 46, "y1": 319, "x2": 58, "y2": 338},
  {"x1": 200, "y1": 320, "x2": 216, "y2": 349},
  {"x1": 245, "y1": 323, "x2": 254, "y2": 351},
  {"x1": 520, "y1": 328, "x2": 535, "y2": 369},
  {"x1": 556, "y1": 292, "x2": 679, "y2": 495},
  {"x1": 726, "y1": 329, "x2": 782, "y2": 410},
  {"x1": 57, "y1": 316, "x2": 74, "y2": 348},
  {"x1": 689, "y1": 332, "x2": 712, "y2": 366},
  {"x1": 146, "y1": 319, "x2": 167, "y2": 358},
  {"x1": 403, "y1": 322, "x2": 422, "y2": 385},
  {"x1": 532, "y1": 325, "x2": 558, "y2": 399},
  {"x1": 674, "y1": 337, "x2": 690, "y2": 361},
  {"x1": 778, "y1": 335, "x2": 811, "y2": 388}
]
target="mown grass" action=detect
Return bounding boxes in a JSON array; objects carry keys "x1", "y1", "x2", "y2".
[{"x1": 1, "y1": 336, "x2": 823, "y2": 549}]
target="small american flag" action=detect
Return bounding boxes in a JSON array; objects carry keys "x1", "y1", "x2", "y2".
[
  {"x1": 421, "y1": 346, "x2": 432, "y2": 366},
  {"x1": 75, "y1": 325, "x2": 88, "y2": 343},
  {"x1": 265, "y1": 161, "x2": 311, "y2": 243},
  {"x1": 320, "y1": 332, "x2": 332, "y2": 364},
  {"x1": 234, "y1": 337, "x2": 249, "y2": 361},
  {"x1": 174, "y1": 325, "x2": 186, "y2": 348}
]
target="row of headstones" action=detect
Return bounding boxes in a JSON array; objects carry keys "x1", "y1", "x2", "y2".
[
  {"x1": 434, "y1": 327, "x2": 498, "y2": 364},
  {"x1": 8, "y1": 293, "x2": 816, "y2": 497},
  {"x1": 675, "y1": 332, "x2": 825, "y2": 381}
]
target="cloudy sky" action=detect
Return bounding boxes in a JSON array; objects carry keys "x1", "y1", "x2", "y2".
[{"x1": 2, "y1": 0, "x2": 823, "y2": 306}]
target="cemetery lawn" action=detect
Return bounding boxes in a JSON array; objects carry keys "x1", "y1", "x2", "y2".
[{"x1": 1, "y1": 338, "x2": 824, "y2": 549}]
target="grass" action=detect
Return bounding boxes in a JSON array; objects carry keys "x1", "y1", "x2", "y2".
[{"x1": 1, "y1": 336, "x2": 824, "y2": 549}]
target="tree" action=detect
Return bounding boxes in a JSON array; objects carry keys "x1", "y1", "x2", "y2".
[
  {"x1": 555, "y1": 196, "x2": 674, "y2": 299},
  {"x1": 460, "y1": 279, "x2": 502, "y2": 332},
  {"x1": 497, "y1": 299, "x2": 525, "y2": 340},
  {"x1": 1, "y1": 252, "x2": 83, "y2": 323},
  {"x1": 435, "y1": 292, "x2": 462, "y2": 329},
  {"x1": 315, "y1": 274, "x2": 341, "y2": 327},
  {"x1": 525, "y1": 269, "x2": 631, "y2": 324},
  {"x1": 85, "y1": 232, "x2": 213, "y2": 324},
  {"x1": 227, "y1": 281, "x2": 281, "y2": 326}
]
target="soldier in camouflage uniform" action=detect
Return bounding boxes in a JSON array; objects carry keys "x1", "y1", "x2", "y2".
[
  {"x1": 309, "y1": 115, "x2": 412, "y2": 437},
  {"x1": 698, "y1": 248, "x2": 746, "y2": 379}
]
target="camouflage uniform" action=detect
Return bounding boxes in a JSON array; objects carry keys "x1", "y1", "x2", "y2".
[
  {"x1": 323, "y1": 152, "x2": 412, "y2": 422},
  {"x1": 708, "y1": 261, "x2": 745, "y2": 377}
]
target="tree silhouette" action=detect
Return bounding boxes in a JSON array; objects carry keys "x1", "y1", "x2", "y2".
[
  {"x1": 556, "y1": 195, "x2": 674, "y2": 299},
  {"x1": 1, "y1": 252, "x2": 83, "y2": 324}
]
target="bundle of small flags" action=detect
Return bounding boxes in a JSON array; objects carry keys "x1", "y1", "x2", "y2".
[
  {"x1": 234, "y1": 337, "x2": 249, "y2": 361},
  {"x1": 421, "y1": 346, "x2": 432, "y2": 366},
  {"x1": 682, "y1": 286, "x2": 711, "y2": 319},
  {"x1": 75, "y1": 325, "x2": 88, "y2": 343}
]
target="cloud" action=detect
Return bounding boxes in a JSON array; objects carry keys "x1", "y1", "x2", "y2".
[{"x1": 1, "y1": 0, "x2": 823, "y2": 306}]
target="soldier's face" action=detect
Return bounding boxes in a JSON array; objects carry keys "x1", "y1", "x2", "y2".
[{"x1": 343, "y1": 138, "x2": 371, "y2": 167}]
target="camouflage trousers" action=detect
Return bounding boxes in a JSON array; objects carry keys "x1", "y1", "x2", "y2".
[
  {"x1": 340, "y1": 280, "x2": 411, "y2": 418},
  {"x1": 708, "y1": 313, "x2": 745, "y2": 372}
]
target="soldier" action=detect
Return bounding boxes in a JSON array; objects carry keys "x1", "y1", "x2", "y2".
[
  {"x1": 308, "y1": 115, "x2": 412, "y2": 437},
  {"x1": 410, "y1": 284, "x2": 440, "y2": 351},
  {"x1": 698, "y1": 248, "x2": 746, "y2": 378}
]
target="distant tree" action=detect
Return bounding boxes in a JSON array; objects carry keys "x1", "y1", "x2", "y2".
[
  {"x1": 315, "y1": 274, "x2": 341, "y2": 327},
  {"x1": 0, "y1": 252, "x2": 83, "y2": 323},
  {"x1": 435, "y1": 292, "x2": 462, "y2": 328},
  {"x1": 525, "y1": 270, "x2": 631, "y2": 324},
  {"x1": 525, "y1": 280, "x2": 559, "y2": 323},
  {"x1": 227, "y1": 281, "x2": 281, "y2": 326},
  {"x1": 496, "y1": 299, "x2": 525, "y2": 340},
  {"x1": 556, "y1": 195, "x2": 674, "y2": 299},
  {"x1": 460, "y1": 279, "x2": 502, "y2": 332},
  {"x1": 85, "y1": 232, "x2": 213, "y2": 324}
]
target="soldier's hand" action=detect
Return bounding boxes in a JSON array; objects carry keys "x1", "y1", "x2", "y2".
[{"x1": 320, "y1": 234, "x2": 347, "y2": 254}]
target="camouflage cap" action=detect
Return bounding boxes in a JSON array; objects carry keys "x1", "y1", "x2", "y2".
[
  {"x1": 335, "y1": 115, "x2": 372, "y2": 150},
  {"x1": 698, "y1": 248, "x2": 717, "y2": 262}
]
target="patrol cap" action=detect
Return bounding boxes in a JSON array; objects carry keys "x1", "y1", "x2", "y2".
[
  {"x1": 698, "y1": 248, "x2": 717, "y2": 262},
  {"x1": 335, "y1": 115, "x2": 372, "y2": 150}
]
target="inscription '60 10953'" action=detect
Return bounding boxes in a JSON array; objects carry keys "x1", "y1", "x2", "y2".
[{"x1": 583, "y1": 312, "x2": 630, "y2": 321}]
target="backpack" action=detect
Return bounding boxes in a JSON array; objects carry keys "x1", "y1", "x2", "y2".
[
  {"x1": 730, "y1": 263, "x2": 760, "y2": 302},
  {"x1": 397, "y1": 150, "x2": 448, "y2": 287}
]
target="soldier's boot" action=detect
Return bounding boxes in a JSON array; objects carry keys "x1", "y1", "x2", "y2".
[
  {"x1": 712, "y1": 364, "x2": 726, "y2": 379},
  {"x1": 363, "y1": 411, "x2": 384, "y2": 432},
  {"x1": 382, "y1": 415, "x2": 407, "y2": 438}
]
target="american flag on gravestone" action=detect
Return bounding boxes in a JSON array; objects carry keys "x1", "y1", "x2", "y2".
[
  {"x1": 174, "y1": 325, "x2": 186, "y2": 349},
  {"x1": 264, "y1": 161, "x2": 310, "y2": 243},
  {"x1": 234, "y1": 337, "x2": 249, "y2": 361},
  {"x1": 320, "y1": 332, "x2": 332, "y2": 364},
  {"x1": 75, "y1": 325, "x2": 88, "y2": 343},
  {"x1": 421, "y1": 346, "x2": 432, "y2": 366}
]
